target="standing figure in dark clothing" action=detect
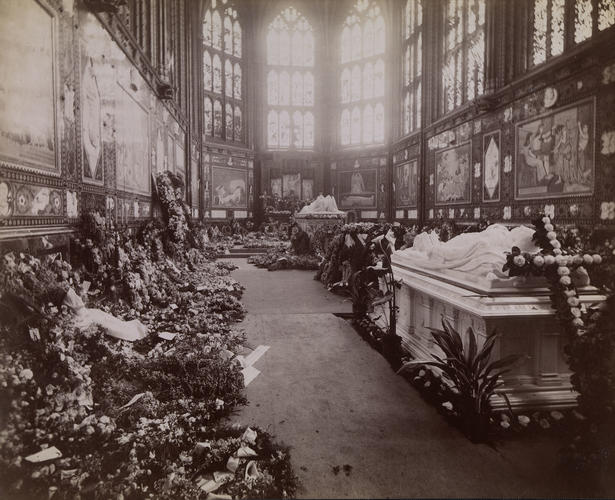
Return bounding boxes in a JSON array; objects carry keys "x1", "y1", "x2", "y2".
[{"x1": 291, "y1": 224, "x2": 311, "y2": 255}]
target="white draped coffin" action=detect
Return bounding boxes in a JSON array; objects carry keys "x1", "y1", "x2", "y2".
[{"x1": 391, "y1": 226, "x2": 606, "y2": 410}]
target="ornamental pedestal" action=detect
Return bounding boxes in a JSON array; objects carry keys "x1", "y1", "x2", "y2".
[{"x1": 391, "y1": 254, "x2": 606, "y2": 410}]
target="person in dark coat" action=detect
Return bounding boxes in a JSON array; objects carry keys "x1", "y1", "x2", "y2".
[{"x1": 291, "y1": 224, "x2": 311, "y2": 255}]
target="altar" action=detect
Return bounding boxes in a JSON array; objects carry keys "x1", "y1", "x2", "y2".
[{"x1": 390, "y1": 226, "x2": 606, "y2": 410}]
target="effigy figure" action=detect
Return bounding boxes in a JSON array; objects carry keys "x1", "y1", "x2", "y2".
[
  {"x1": 394, "y1": 224, "x2": 539, "y2": 279},
  {"x1": 298, "y1": 194, "x2": 344, "y2": 214}
]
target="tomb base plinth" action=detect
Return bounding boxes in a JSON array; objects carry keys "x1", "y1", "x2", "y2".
[{"x1": 391, "y1": 254, "x2": 606, "y2": 410}]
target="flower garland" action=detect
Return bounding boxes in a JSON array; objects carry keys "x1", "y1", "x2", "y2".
[{"x1": 502, "y1": 215, "x2": 602, "y2": 337}]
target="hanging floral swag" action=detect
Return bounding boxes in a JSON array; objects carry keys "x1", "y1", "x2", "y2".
[{"x1": 503, "y1": 214, "x2": 615, "y2": 470}]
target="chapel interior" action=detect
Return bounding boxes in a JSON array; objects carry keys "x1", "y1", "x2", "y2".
[{"x1": 1, "y1": 0, "x2": 615, "y2": 498}]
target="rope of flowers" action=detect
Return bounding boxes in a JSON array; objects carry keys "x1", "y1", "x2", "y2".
[{"x1": 502, "y1": 214, "x2": 603, "y2": 337}]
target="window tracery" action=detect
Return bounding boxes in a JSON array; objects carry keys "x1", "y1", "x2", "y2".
[
  {"x1": 340, "y1": 0, "x2": 386, "y2": 147},
  {"x1": 203, "y1": 0, "x2": 243, "y2": 142},
  {"x1": 266, "y1": 7, "x2": 315, "y2": 150}
]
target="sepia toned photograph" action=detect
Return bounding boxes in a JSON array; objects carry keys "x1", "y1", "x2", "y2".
[{"x1": 0, "y1": 0, "x2": 614, "y2": 499}]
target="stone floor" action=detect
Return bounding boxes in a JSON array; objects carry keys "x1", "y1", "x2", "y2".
[{"x1": 229, "y1": 258, "x2": 612, "y2": 499}]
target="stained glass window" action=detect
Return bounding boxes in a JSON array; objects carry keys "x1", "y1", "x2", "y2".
[
  {"x1": 532, "y1": 0, "x2": 615, "y2": 67},
  {"x1": 203, "y1": 1, "x2": 243, "y2": 142},
  {"x1": 213, "y1": 55, "x2": 222, "y2": 93},
  {"x1": 224, "y1": 59, "x2": 233, "y2": 97},
  {"x1": 442, "y1": 0, "x2": 484, "y2": 114},
  {"x1": 234, "y1": 106, "x2": 242, "y2": 141},
  {"x1": 403, "y1": 0, "x2": 422, "y2": 135},
  {"x1": 204, "y1": 97, "x2": 213, "y2": 136},
  {"x1": 204, "y1": 51, "x2": 212, "y2": 91},
  {"x1": 340, "y1": 0, "x2": 386, "y2": 146},
  {"x1": 213, "y1": 99, "x2": 222, "y2": 137},
  {"x1": 266, "y1": 7, "x2": 315, "y2": 150},
  {"x1": 233, "y1": 63, "x2": 241, "y2": 100},
  {"x1": 225, "y1": 103, "x2": 233, "y2": 138}
]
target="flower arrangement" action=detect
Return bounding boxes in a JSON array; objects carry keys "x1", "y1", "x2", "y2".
[{"x1": 0, "y1": 214, "x2": 298, "y2": 497}]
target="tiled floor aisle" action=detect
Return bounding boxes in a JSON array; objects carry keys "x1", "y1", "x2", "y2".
[{"x1": 229, "y1": 258, "x2": 610, "y2": 499}]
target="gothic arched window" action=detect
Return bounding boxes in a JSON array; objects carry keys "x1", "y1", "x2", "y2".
[
  {"x1": 402, "y1": 0, "x2": 422, "y2": 135},
  {"x1": 530, "y1": 0, "x2": 615, "y2": 66},
  {"x1": 442, "y1": 0, "x2": 485, "y2": 114},
  {"x1": 203, "y1": 0, "x2": 243, "y2": 142},
  {"x1": 340, "y1": 0, "x2": 385, "y2": 147},
  {"x1": 266, "y1": 7, "x2": 315, "y2": 150}
]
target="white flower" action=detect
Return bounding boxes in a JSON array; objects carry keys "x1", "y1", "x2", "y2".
[
  {"x1": 544, "y1": 255, "x2": 555, "y2": 266},
  {"x1": 572, "y1": 318, "x2": 584, "y2": 327},
  {"x1": 600, "y1": 201, "x2": 615, "y2": 220},
  {"x1": 544, "y1": 224, "x2": 554, "y2": 232},
  {"x1": 542, "y1": 216, "x2": 551, "y2": 224},
  {"x1": 19, "y1": 369, "x2": 33, "y2": 381},
  {"x1": 513, "y1": 255, "x2": 526, "y2": 267},
  {"x1": 583, "y1": 254, "x2": 593, "y2": 265},
  {"x1": 500, "y1": 420, "x2": 511, "y2": 429},
  {"x1": 557, "y1": 266, "x2": 570, "y2": 276},
  {"x1": 546, "y1": 231, "x2": 557, "y2": 240},
  {"x1": 441, "y1": 401, "x2": 453, "y2": 411},
  {"x1": 570, "y1": 307, "x2": 582, "y2": 317},
  {"x1": 533, "y1": 255, "x2": 544, "y2": 267},
  {"x1": 553, "y1": 248, "x2": 563, "y2": 255},
  {"x1": 592, "y1": 254, "x2": 602, "y2": 265},
  {"x1": 567, "y1": 297, "x2": 580, "y2": 307},
  {"x1": 551, "y1": 240, "x2": 561, "y2": 249},
  {"x1": 560, "y1": 276, "x2": 572, "y2": 285},
  {"x1": 518, "y1": 415, "x2": 530, "y2": 426}
]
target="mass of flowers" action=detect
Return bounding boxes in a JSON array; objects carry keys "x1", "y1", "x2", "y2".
[{"x1": 0, "y1": 208, "x2": 298, "y2": 498}]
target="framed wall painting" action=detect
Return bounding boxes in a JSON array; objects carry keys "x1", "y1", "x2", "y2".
[
  {"x1": 435, "y1": 142, "x2": 471, "y2": 206},
  {"x1": 115, "y1": 83, "x2": 151, "y2": 195},
  {"x1": 0, "y1": 0, "x2": 61, "y2": 176},
  {"x1": 482, "y1": 130, "x2": 500, "y2": 202},
  {"x1": 395, "y1": 159, "x2": 418, "y2": 208},
  {"x1": 81, "y1": 56, "x2": 104, "y2": 185},
  {"x1": 212, "y1": 167, "x2": 247, "y2": 208},
  {"x1": 338, "y1": 168, "x2": 377, "y2": 208},
  {"x1": 515, "y1": 98, "x2": 594, "y2": 200}
]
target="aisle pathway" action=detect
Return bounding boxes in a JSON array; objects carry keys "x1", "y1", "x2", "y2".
[{"x1": 229, "y1": 259, "x2": 607, "y2": 499}]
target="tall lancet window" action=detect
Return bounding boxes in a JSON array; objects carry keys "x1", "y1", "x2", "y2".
[
  {"x1": 340, "y1": 0, "x2": 386, "y2": 146},
  {"x1": 402, "y1": 0, "x2": 422, "y2": 136},
  {"x1": 267, "y1": 7, "x2": 315, "y2": 150},
  {"x1": 530, "y1": 0, "x2": 615, "y2": 66},
  {"x1": 203, "y1": 0, "x2": 243, "y2": 142},
  {"x1": 442, "y1": 0, "x2": 485, "y2": 114}
]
